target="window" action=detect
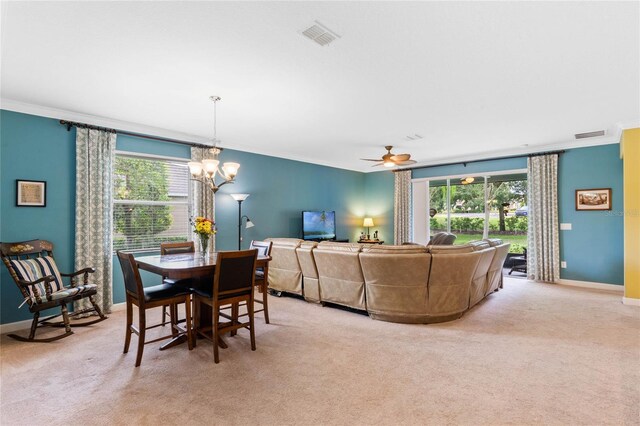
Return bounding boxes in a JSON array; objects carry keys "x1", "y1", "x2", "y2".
[
  {"x1": 413, "y1": 170, "x2": 527, "y2": 253},
  {"x1": 113, "y1": 152, "x2": 191, "y2": 251}
]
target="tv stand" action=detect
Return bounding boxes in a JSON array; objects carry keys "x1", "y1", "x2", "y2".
[{"x1": 306, "y1": 238, "x2": 348, "y2": 243}]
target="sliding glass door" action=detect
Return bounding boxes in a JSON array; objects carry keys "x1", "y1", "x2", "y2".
[{"x1": 414, "y1": 171, "x2": 527, "y2": 254}]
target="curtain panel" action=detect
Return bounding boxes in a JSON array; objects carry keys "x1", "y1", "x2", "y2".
[
  {"x1": 74, "y1": 128, "x2": 116, "y2": 315},
  {"x1": 191, "y1": 147, "x2": 216, "y2": 251},
  {"x1": 394, "y1": 170, "x2": 412, "y2": 245},
  {"x1": 527, "y1": 154, "x2": 560, "y2": 282}
]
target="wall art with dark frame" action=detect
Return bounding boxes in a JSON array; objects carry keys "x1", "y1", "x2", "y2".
[
  {"x1": 16, "y1": 180, "x2": 47, "y2": 207},
  {"x1": 575, "y1": 188, "x2": 611, "y2": 211}
]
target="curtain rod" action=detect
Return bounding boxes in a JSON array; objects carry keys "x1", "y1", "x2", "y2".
[
  {"x1": 59, "y1": 120, "x2": 212, "y2": 149},
  {"x1": 393, "y1": 149, "x2": 566, "y2": 172}
]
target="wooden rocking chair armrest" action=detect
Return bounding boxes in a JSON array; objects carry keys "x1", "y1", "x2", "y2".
[
  {"x1": 62, "y1": 268, "x2": 95, "y2": 287},
  {"x1": 61, "y1": 267, "x2": 96, "y2": 277},
  {"x1": 17, "y1": 275, "x2": 55, "y2": 298}
]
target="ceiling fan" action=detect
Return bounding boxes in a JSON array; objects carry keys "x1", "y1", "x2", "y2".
[{"x1": 361, "y1": 146, "x2": 417, "y2": 168}]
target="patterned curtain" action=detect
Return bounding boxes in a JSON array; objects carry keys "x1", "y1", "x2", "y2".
[
  {"x1": 527, "y1": 154, "x2": 560, "y2": 282},
  {"x1": 394, "y1": 170, "x2": 412, "y2": 245},
  {"x1": 191, "y1": 147, "x2": 216, "y2": 251},
  {"x1": 74, "y1": 128, "x2": 116, "y2": 314}
]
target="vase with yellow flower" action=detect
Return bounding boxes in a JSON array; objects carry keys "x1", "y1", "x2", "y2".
[{"x1": 191, "y1": 216, "x2": 216, "y2": 257}]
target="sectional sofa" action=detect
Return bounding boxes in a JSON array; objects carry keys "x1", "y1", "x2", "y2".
[{"x1": 265, "y1": 238, "x2": 510, "y2": 324}]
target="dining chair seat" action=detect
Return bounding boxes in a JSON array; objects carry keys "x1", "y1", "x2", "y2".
[
  {"x1": 192, "y1": 286, "x2": 247, "y2": 301},
  {"x1": 143, "y1": 283, "x2": 191, "y2": 302}
]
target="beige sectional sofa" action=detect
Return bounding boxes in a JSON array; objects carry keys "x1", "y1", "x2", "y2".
[{"x1": 265, "y1": 238, "x2": 510, "y2": 324}]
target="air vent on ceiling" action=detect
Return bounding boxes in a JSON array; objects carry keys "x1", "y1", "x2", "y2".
[
  {"x1": 301, "y1": 21, "x2": 340, "y2": 47},
  {"x1": 575, "y1": 130, "x2": 606, "y2": 139},
  {"x1": 405, "y1": 134, "x2": 424, "y2": 141}
]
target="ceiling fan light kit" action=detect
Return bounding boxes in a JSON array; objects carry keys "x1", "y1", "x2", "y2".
[{"x1": 360, "y1": 145, "x2": 417, "y2": 169}]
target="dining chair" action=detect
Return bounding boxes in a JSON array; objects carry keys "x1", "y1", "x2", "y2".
[
  {"x1": 160, "y1": 241, "x2": 195, "y2": 326},
  {"x1": 193, "y1": 249, "x2": 258, "y2": 364},
  {"x1": 249, "y1": 240, "x2": 273, "y2": 322},
  {"x1": 229, "y1": 240, "x2": 273, "y2": 336},
  {"x1": 116, "y1": 251, "x2": 193, "y2": 367}
]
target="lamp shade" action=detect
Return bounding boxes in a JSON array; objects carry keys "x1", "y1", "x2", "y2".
[
  {"x1": 230, "y1": 193, "x2": 250, "y2": 202},
  {"x1": 245, "y1": 219, "x2": 255, "y2": 229},
  {"x1": 187, "y1": 161, "x2": 203, "y2": 176},
  {"x1": 202, "y1": 159, "x2": 220, "y2": 175},
  {"x1": 222, "y1": 162, "x2": 240, "y2": 179},
  {"x1": 363, "y1": 217, "x2": 374, "y2": 227}
]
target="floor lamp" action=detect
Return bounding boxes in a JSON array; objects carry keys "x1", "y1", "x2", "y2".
[{"x1": 230, "y1": 193, "x2": 254, "y2": 250}]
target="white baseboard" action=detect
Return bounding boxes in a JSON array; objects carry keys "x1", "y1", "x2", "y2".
[
  {"x1": 556, "y1": 279, "x2": 624, "y2": 293},
  {"x1": 1, "y1": 302, "x2": 126, "y2": 334},
  {"x1": 622, "y1": 297, "x2": 640, "y2": 306},
  {"x1": 0, "y1": 319, "x2": 34, "y2": 334}
]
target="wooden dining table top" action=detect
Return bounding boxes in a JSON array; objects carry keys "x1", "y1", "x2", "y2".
[{"x1": 136, "y1": 252, "x2": 271, "y2": 280}]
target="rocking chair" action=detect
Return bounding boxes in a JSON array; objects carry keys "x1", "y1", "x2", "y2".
[{"x1": 0, "y1": 239, "x2": 108, "y2": 342}]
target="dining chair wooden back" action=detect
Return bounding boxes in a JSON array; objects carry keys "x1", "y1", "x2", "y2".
[
  {"x1": 193, "y1": 249, "x2": 258, "y2": 363},
  {"x1": 159, "y1": 241, "x2": 195, "y2": 325},
  {"x1": 249, "y1": 240, "x2": 273, "y2": 323},
  {"x1": 160, "y1": 241, "x2": 195, "y2": 255},
  {"x1": 117, "y1": 251, "x2": 193, "y2": 367}
]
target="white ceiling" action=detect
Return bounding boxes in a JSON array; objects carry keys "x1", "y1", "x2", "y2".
[{"x1": 1, "y1": 1, "x2": 638, "y2": 172}]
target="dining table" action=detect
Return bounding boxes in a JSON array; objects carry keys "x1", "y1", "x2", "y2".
[{"x1": 136, "y1": 251, "x2": 272, "y2": 350}]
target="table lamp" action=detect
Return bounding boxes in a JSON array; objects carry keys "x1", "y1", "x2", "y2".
[{"x1": 363, "y1": 217, "x2": 374, "y2": 240}]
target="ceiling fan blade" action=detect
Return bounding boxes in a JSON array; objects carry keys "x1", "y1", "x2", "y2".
[
  {"x1": 396, "y1": 160, "x2": 417, "y2": 166},
  {"x1": 361, "y1": 158, "x2": 384, "y2": 162},
  {"x1": 371, "y1": 162, "x2": 384, "y2": 167},
  {"x1": 391, "y1": 154, "x2": 411, "y2": 162}
]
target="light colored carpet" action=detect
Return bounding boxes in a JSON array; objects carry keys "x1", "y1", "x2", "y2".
[{"x1": 1, "y1": 278, "x2": 639, "y2": 425}]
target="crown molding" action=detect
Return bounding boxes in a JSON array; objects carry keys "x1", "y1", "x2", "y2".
[
  {"x1": 0, "y1": 98, "x2": 213, "y2": 146},
  {"x1": 398, "y1": 134, "x2": 620, "y2": 173},
  {"x1": 0, "y1": 97, "x2": 626, "y2": 174}
]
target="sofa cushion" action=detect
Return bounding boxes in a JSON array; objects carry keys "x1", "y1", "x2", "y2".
[
  {"x1": 360, "y1": 251, "x2": 431, "y2": 317},
  {"x1": 484, "y1": 238, "x2": 504, "y2": 247},
  {"x1": 428, "y1": 244, "x2": 475, "y2": 254},
  {"x1": 361, "y1": 245, "x2": 427, "y2": 254},
  {"x1": 265, "y1": 238, "x2": 303, "y2": 294},
  {"x1": 317, "y1": 242, "x2": 363, "y2": 252},
  {"x1": 314, "y1": 244, "x2": 366, "y2": 310}
]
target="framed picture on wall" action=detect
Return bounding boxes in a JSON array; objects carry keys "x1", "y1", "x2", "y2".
[
  {"x1": 16, "y1": 180, "x2": 47, "y2": 207},
  {"x1": 575, "y1": 188, "x2": 611, "y2": 211}
]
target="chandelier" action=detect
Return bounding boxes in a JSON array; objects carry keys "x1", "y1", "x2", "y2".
[{"x1": 187, "y1": 96, "x2": 240, "y2": 193}]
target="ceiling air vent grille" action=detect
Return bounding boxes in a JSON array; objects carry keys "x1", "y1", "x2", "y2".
[
  {"x1": 301, "y1": 21, "x2": 340, "y2": 47},
  {"x1": 575, "y1": 130, "x2": 606, "y2": 139}
]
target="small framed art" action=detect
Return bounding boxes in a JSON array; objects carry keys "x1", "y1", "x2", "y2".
[
  {"x1": 16, "y1": 180, "x2": 47, "y2": 207},
  {"x1": 575, "y1": 188, "x2": 611, "y2": 211}
]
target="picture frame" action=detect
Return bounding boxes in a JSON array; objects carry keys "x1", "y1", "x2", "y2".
[
  {"x1": 575, "y1": 188, "x2": 611, "y2": 211},
  {"x1": 16, "y1": 180, "x2": 47, "y2": 207}
]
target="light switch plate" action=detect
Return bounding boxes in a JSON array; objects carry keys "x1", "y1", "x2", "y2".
[
  {"x1": 561, "y1": 261, "x2": 567, "y2": 268},
  {"x1": 560, "y1": 223, "x2": 572, "y2": 230}
]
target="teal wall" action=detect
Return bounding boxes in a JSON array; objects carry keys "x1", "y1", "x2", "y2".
[
  {"x1": 0, "y1": 110, "x2": 367, "y2": 324},
  {"x1": 214, "y1": 149, "x2": 366, "y2": 250},
  {"x1": 0, "y1": 109, "x2": 625, "y2": 325},
  {"x1": 407, "y1": 146, "x2": 624, "y2": 285},
  {"x1": 558, "y1": 145, "x2": 623, "y2": 284},
  {"x1": 1, "y1": 111, "x2": 77, "y2": 324},
  {"x1": 363, "y1": 171, "x2": 395, "y2": 243}
]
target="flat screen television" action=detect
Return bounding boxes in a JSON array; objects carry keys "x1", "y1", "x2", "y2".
[{"x1": 302, "y1": 211, "x2": 336, "y2": 241}]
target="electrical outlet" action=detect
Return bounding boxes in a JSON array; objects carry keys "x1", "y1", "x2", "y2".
[
  {"x1": 560, "y1": 223, "x2": 572, "y2": 230},
  {"x1": 561, "y1": 261, "x2": 567, "y2": 268}
]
